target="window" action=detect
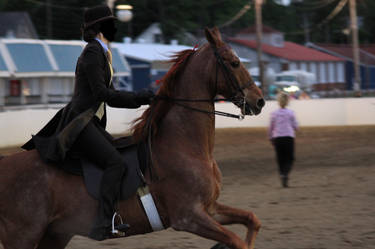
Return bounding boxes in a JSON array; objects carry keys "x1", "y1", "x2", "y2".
[
  {"x1": 9, "y1": 80, "x2": 21, "y2": 96},
  {"x1": 289, "y1": 62, "x2": 297, "y2": 70},
  {"x1": 319, "y1": 62, "x2": 327, "y2": 83},
  {"x1": 328, "y1": 62, "x2": 335, "y2": 83},
  {"x1": 337, "y1": 63, "x2": 344, "y2": 83}
]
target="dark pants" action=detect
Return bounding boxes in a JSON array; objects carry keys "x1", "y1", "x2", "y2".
[
  {"x1": 73, "y1": 118, "x2": 126, "y2": 229},
  {"x1": 273, "y1": 136, "x2": 295, "y2": 177}
]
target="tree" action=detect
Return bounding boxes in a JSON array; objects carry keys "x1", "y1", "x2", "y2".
[
  {"x1": 1, "y1": 0, "x2": 103, "y2": 40},
  {"x1": 1, "y1": 0, "x2": 374, "y2": 44}
]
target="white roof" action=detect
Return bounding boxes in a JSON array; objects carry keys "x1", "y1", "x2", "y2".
[
  {"x1": 112, "y1": 42, "x2": 192, "y2": 62},
  {"x1": 113, "y1": 42, "x2": 250, "y2": 63}
]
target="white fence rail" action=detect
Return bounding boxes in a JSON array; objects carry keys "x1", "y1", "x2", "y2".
[{"x1": 1, "y1": 98, "x2": 375, "y2": 148}]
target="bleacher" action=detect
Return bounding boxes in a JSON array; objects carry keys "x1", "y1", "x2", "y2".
[{"x1": 0, "y1": 39, "x2": 130, "y2": 107}]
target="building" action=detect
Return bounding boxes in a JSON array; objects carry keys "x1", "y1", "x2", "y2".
[
  {"x1": 0, "y1": 39, "x2": 130, "y2": 107},
  {"x1": 113, "y1": 42, "x2": 193, "y2": 91},
  {"x1": 306, "y1": 43, "x2": 375, "y2": 90},
  {"x1": 134, "y1": 23, "x2": 164, "y2": 44},
  {"x1": 234, "y1": 25, "x2": 284, "y2": 47},
  {"x1": 113, "y1": 41, "x2": 251, "y2": 91},
  {"x1": 228, "y1": 25, "x2": 346, "y2": 91}
]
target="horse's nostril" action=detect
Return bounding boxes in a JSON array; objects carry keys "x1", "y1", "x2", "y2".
[{"x1": 257, "y1": 98, "x2": 265, "y2": 109}]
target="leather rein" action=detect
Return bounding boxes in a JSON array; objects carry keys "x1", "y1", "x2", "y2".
[{"x1": 154, "y1": 45, "x2": 253, "y2": 120}]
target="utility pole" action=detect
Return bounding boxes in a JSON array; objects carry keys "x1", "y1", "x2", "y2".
[
  {"x1": 255, "y1": 0, "x2": 266, "y2": 96},
  {"x1": 106, "y1": 0, "x2": 117, "y2": 11},
  {"x1": 349, "y1": 0, "x2": 361, "y2": 96}
]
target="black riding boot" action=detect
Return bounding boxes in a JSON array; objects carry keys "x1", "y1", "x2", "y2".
[{"x1": 89, "y1": 164, "x2": 127, "y2": 241}]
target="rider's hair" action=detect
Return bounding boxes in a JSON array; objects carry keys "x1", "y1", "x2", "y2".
[
  {"x1": 277, "y1": 91, "x2": 289, "y2": 108},
  {"x1": 81, "y1": 23, "x2": 101, "y2": 42}
]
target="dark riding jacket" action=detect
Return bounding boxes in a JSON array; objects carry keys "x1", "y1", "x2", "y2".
[{"x1": 22, "y1": 39, "x2": 141, "y2": 162}]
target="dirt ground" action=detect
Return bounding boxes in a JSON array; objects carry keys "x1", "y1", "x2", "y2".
[{"x1": 1, "y1": 126, "x2": 374, "y2": 249}]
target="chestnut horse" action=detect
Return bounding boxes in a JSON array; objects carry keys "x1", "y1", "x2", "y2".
[{"x1": 0, "y1": 27, "x2": 264, "y2": 249}]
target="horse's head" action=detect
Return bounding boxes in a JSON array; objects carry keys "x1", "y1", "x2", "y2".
[{"x1": 205, "y1": 27, "x2": 265, "y2": 115}]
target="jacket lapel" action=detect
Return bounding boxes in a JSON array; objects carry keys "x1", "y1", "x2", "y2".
[{"x1": 92, "y1": 39, "x2": 111, "y2": 86}]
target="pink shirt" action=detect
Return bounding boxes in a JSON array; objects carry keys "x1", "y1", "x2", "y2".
[{"x1": 269, "y1": 108, "x2": 298, "y2": 139}]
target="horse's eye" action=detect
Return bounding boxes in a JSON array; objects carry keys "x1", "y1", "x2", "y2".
[{"x1": 231, "y1": 61, "x2": 240, "y2": 68}]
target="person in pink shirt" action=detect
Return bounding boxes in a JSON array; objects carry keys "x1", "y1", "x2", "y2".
[{"x1": 269, "y1": 92, "x2": 298, "y2": 187}]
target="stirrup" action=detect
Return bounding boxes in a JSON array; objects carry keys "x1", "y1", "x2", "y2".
[{"x1": 111, "y1": 212, "x2": 127, "y2": 235}]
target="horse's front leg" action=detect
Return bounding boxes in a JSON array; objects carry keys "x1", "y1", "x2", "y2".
[
  {"x1": 171, "y1": 205, "x2": 248, "y2": 249},
  {"x1": 212, "y1": 202, "x2": 261, "y2": 249}
]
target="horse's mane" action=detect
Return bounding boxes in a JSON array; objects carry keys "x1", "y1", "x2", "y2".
[{"x1": 132, "y1": 48, "x2": 197, "y2": 142}]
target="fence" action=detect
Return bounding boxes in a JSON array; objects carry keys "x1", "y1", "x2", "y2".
[{"x1": 1, "y1": 97, "x2": 375, "y2": 148}]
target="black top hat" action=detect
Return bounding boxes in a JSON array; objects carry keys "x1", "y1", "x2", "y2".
[{"x1": 83, "y1": 5, "x2": 117, "y2": 28}]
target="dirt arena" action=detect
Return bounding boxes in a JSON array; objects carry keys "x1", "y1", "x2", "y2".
[{"x1": 1, "y1": 126, "x2": 374, "y2": 249}]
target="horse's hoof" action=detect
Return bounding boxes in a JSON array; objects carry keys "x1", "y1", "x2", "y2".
[{"x1": 211, "y1": 242, "x2": 230, "y2": 249}]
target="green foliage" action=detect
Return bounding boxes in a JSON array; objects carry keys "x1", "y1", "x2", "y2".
[{"x1": 0, "y1": 0, "x2": 374, "y2": 44}]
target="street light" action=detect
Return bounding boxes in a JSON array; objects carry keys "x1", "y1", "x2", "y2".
[
  {"x1": 106, "y1": 1, "x2": 133, "y2": 22},
  {"x1": 116, "y1": 5, "x2": 133, "y2": 10},
  {"x1": 116, "y1": 8, "x2": 133, "y2": 22},
  {"x1": 115, "y1": 4, "x2": 133, "y2": 38}
]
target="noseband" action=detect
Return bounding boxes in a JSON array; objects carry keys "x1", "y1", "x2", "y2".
[{"x1": 212, "y1": 45, "x2": 252, "y2": 102}]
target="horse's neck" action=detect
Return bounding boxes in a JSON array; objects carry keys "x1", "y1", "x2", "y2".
[{"x1": 164, "y1": 62, "x2": 216, "y2": 154}]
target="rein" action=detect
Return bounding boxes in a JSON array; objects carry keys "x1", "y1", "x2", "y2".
[{"x1": 154, "y1": 95, "x2": 245, "y2": 120}]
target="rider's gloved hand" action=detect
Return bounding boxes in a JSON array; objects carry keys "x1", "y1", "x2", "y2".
[{"x1": 136, "y1": 89, "x2": 155, "y2": 105}]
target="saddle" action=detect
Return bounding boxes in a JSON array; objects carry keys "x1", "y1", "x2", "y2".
[
  {"x1": 61, "y1": 136, "x2": 149, "y2": 200},
  {"x1": 60, "y1": 136, "x2": 165, "y2": 236}
]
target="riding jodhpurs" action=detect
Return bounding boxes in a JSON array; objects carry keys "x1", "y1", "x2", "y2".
[
  {"x1": 273, "y1": 136, "x2": 295, "y2": 177},
  {"x1": 72, "y1": 118, "x2": 127, "y2": 229}
]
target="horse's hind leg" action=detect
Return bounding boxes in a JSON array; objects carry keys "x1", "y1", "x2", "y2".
[
  {"x1": 171, "y1": 206, "x2": 248, "y2": 249},
  {"x1": 1, "y1": 231, "x2": 41, "y2": 249},
  {"x1": 212, "y1": 202, "x2": 261, "y2": 249},
  {"x1": 36, "y1": 232, "x2": 72, "y2": 249}
]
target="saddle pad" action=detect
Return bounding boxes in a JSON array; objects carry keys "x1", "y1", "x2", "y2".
[{"x1": 82, "y1": 144, "x2": 145, "y2": 200}]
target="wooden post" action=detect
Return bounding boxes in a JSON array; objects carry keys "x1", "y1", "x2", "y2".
[
  {"x1": 40, "y1": 78, "x2": 48, "y2": 104},
  {"x1": 349, "y1": 0, "x2": 361, "y2": 96},
  {"x1": 255, "y1": 0, "x2": 266, "y2": 96},
  {"x1": 20, "y1": 80, "x2": 26, "y2": 105},
  {"x1": 0, "y1": 79, "x2": 5, "y2": 107}
]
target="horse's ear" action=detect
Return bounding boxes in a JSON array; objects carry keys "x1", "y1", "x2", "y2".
[
  {"x1": 205, "y1": 27, "x2": 222, "y2": 48},
  {"x1": 212, "y1": 26, "x2": 222, "y2": 41}
]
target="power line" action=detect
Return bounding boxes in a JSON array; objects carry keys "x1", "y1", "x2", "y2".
[
  {"x1": 25, "y1": 0, "x2": 87, "y2": 10},
  {"x1": 317, "y1": 0, "x2": 348, "y2": 28},
  {"x1": 219, "y1": 4, "x2": 252, "y2": 28},
  {"x1": 284, "y1": 0, "x2": 348, "y2": 35}
]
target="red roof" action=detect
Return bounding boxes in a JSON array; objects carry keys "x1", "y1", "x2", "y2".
[
  {"x1": 229, "y1": 38, "x2": 344, "y2": 62},
  {"x1": 316, "y1": 43, "x2": 375, "y2": 65},
  {"x1": 361, "y1": 45, "x2": 375, "y2": 56}
]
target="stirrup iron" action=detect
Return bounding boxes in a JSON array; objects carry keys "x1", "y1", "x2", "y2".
[{"x1": 111, "y1": 212, "x2": 125, "y2": 235}]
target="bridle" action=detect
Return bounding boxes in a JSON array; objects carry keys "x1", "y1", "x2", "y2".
[
  {"x1": 212, "y1": 45, "x2": 252, "y2": 106},
  {"x1": 154, "y1": 44, "x2": 254, "y2": 120}
]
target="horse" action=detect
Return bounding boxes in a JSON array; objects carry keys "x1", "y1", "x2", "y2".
[{"x1": 0, "y1": 27, "x2": 264, "y2": 249}]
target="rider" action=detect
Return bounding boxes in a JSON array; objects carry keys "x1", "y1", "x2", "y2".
[{"x1": 22, "y1": 5, "x2": 154, "y2": 241}]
